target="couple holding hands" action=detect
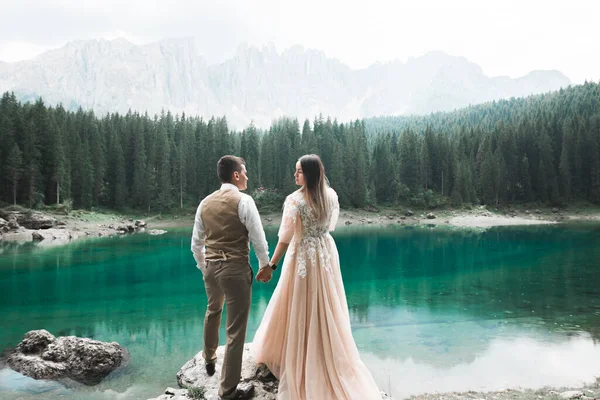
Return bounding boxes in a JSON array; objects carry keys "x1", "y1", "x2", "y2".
[{"x1": 192, "y1": 155, "x2": 381, "y2": 400}]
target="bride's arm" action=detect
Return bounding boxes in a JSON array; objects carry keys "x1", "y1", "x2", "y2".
[
  {"x1": 256, "y1": 241, "x2": 288, "y2": 282},
  {"x1": 257, "y1": 194, "x2": 297, "y2": 283},
  {"x1": 269, "y1": 241, "x2": 289, "y2": 267}
]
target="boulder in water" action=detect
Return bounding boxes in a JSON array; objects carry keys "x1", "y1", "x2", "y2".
[{"x1": 7, "y1": 329, "x2": 127, "y2": 386}]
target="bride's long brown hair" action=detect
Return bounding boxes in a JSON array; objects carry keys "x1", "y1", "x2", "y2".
[{"x1": 299, "y1": 154, "x2": 329, "y2": 223}]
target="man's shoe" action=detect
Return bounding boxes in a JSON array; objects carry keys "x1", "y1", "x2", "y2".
[
  {"x1": 219, "y1": 382, "x2": 255, "y2": 399},
  {"x1": 205, "y1": 361, "x2": 216, "y2": 376}
]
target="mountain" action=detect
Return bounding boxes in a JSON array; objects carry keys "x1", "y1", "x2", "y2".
[{"x1": 0, "y1": 38, "x2": 571, "y2": 128}]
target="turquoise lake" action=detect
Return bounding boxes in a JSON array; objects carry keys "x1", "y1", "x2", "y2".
[{"x1": 1, "y1": 224, "x2": 600, "y2": 399}]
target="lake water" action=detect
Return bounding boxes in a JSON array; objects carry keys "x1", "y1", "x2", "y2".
[{"x1": 1, "y1": 224, "x2": 600, "y2": 399}]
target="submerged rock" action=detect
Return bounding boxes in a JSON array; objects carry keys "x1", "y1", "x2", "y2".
[
  {"x1": 7, "y1": 329, "x2": 127, "y2": 386},
  {"x1": 150, "y1": 344, "x2": 389, "y2": 400}
]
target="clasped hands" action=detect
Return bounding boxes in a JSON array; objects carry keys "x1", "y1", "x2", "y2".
[{"x1": 256, "y1": 263, "x2": 274, "y2": 283}]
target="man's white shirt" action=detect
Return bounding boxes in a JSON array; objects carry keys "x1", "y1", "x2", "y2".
[{"x1": 191, "y1": 183, "x2": 269, "y2": 269}]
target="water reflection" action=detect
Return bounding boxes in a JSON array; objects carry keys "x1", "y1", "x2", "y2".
[
  {"x1": 363, "y1": 334, "x2": 600, "y2": 398},
  {"x1": 1, "y1": 224, "x2": 600, "y2": 399},
  {"x1": 337, "y1": 224, "x2": 600, "y2": 343}
]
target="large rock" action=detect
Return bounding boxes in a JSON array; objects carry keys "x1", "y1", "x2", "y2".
[
  {"x1": 3, "y1": 212, "x2": 56, "y2": 229},
  {"x1": 7, "y1": 329, "x2": 127, "y2": 386},
  {"x1": 150, "y1": 344, "x2": 389, "y2": 400}
]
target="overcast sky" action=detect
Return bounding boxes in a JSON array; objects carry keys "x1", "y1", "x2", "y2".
[{"x1": 0, "y1": 0, "x2": 597, "y2": 84}]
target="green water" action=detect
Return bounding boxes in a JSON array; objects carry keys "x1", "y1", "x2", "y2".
[{"x1": 1, "y1": 224, "x2": 600, "y2": 399}]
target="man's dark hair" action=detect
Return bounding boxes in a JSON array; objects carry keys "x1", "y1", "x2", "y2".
[{"x1": 217, "y1": 155, "x2": 245, "y2": 183}]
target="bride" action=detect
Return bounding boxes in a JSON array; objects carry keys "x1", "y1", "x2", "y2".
[{"x1": 253, "y1": 154, "x2": 382, "y2": 399}]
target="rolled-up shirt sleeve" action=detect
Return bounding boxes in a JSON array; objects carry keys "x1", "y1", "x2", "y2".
[
  {"x1": 191, "y1": 200, "x2": 206, "y2": 269},
  {"x1": 239, "y1": 195, "x2": 269, "y2": 268}
]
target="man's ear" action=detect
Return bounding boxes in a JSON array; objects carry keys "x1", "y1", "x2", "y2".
[{"x1": 232, "y1": 171, "x2": 240, "y2": 181}]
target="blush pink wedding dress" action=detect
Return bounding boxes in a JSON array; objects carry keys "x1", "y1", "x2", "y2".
[{"x1": 252, "y1": 188, "x2": 382, "y2": 400}]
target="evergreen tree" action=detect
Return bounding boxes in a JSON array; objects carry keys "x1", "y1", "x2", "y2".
[
  {"x1": 558, "y1": 134, "x2": 572, "y2": 203},
  {"x1": 240, "y1": 124, "x2": 260, "y2": 192},
  {"x1": 6, "y1": 143, "x2": 23, "y2": 205}
]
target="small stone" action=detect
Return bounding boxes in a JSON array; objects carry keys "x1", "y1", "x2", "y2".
[
  {"x1": 32, "y1": 232, "x2": 45, "y2": 241},
  {"x1": 345, "y1": 220, "x2": 352, "y2": 225},
  {"x1": 426, "y1": 213, "x2": 436, "y2": 219}
]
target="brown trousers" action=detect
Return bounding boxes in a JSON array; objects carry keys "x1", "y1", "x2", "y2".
[{"x1": 202, "y1": 260, "x2": 253, "y2": 399}]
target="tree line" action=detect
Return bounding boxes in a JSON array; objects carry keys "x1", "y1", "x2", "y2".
[
  {"x1": 366, "y1": 82, "x2": 600, "y2": 206},
  {"x1": 0, "y1": 82, "x2": 599, "y2": 212}
]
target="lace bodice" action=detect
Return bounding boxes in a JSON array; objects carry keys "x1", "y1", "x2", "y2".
[
  {"x1": 278, "y1": 188, "x2": 340, "y2": 278},
  {"x1": 283, "y1": 189, "x2": 338, "y2": 237}
]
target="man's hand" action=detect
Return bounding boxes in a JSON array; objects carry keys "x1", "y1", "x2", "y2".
[{"x1": 256, "y1": 266, "x2": 273, "y2": 283}]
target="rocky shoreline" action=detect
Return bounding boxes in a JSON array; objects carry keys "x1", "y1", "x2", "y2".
[
  {"x1": 260, "y1": 204, "x2": 600, "y2": 231},
  {"x1": 1, "y1": 205, "x2": 599, "y2": 247},
  {"x1": 0, "y1": 208, "x2": 167, "y2": 245}
]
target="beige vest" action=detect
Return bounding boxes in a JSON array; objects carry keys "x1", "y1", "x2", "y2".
[{"x1": 201, "y1": 190, "x2": 250, "y2": 263}]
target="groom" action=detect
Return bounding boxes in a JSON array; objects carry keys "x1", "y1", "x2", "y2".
[{"x1": 191, "y1": 155, "x2": 274, "y2": 400}]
